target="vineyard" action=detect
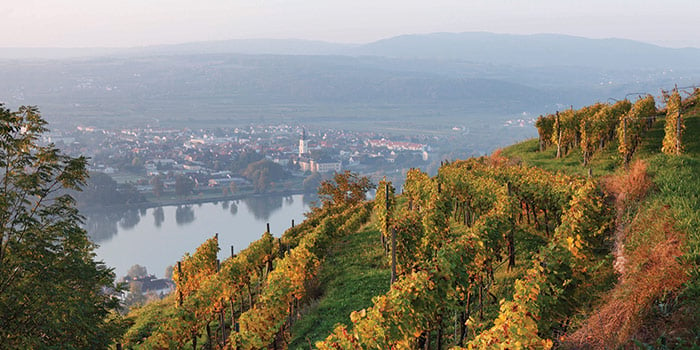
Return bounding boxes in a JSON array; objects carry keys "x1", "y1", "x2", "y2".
[{"x1": 123, "y1": 88, "x2": 700, "y2": 349}]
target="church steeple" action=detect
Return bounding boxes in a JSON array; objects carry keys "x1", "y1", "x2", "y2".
[{"x1": 299, "y1": 129, "x2": 309, "y2": 156}]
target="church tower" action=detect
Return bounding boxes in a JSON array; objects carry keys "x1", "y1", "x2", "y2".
[{"x1": 299, "y1": 129, "x2": 309, "y2": 156}]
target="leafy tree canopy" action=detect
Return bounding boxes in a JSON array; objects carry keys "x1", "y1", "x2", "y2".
[
  {"x1": 0, "y1": 105, "x2": 127, "y2": 348},
  {"x1": 232, "y1": 149, "x2": 264, "y2": 173},
  {"x1": 242, "y1": 159, "x2": 289, "y2": 193},
  {"x1": 303, "y1": 172, "x2": 323, "y2": 193},
  {"x1": 127, "y1": 264, "x2": 148, "y2": 279},
  {"x1": 174, "y1": 175, "x2": 194, "y2": 197},
  {"x1": 76, "y1": 171, "x2": 145, "y2": 208},
  {"x1": 318, "y1": 170, "x2": 374, "y2": 208}
]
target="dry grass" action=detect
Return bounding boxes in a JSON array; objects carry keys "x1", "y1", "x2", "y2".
[
  {"x1": 603, "y1": 160, "x2": 653, "y2": 277},
  {"x1": 563, "y1": 204, "x2": 687, "y2": 349},
  {"x1": 604, "y1": 160, "x2": 652, "y2": 211},
  {"x1": 564, "y1": 160, "x2": 688, "y2": 348}
]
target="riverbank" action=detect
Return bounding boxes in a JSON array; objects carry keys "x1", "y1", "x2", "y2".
[
  {"x1": 90, "y1": 193, "x2": 312, "y2": 280},
  {"x1": 79, "y1": 189, "x2": 313, "y2": 214}
]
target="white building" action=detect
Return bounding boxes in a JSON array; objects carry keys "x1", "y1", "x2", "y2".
[
  {"x1": 299, "y1": 129, "x2": 309, "y2": 156},
  {"x1": 298, "y1": 158, "x2": 342, "y2": 173},
  {"x1": 313, "y1": 160, "x2": 342, "y2": 173}
]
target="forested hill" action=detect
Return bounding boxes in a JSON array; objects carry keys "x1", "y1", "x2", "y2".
[{"x1": 123, "y1": 88, "x2": 700, "y2": 349}]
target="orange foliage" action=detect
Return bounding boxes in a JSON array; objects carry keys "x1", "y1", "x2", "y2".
[
  {"x1": 491, "y1": 148, "x2": 503, "y2": 160},
  {"x1": 604, "y1": 160, "x2": 652, "y2": 209},
  {"x1": 564, "y1": 205, "x2": 687, "y2": 348}
]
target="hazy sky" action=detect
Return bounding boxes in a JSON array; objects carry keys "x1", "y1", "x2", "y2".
[{"x1": 2, "y1": 0, "x2": 699, "y2": 48}]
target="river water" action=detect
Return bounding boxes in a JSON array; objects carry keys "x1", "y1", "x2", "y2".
[{"x1": 84, "y1": 194, "x2": 313, "y2": 279}]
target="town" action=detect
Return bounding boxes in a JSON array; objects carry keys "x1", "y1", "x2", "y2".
[{"x1": 44, "y1": 123, "x2": 438, "y2": 207}]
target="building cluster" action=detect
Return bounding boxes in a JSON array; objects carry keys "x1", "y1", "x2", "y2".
[
  {"x1": 296, "y1": 129, "x2": 343, "y2": 173},
  {"x1": 44, "y1": 123, "x2": 432, "y2": 193},
  {"x1": 121, "y1": 274, "x2": 176, "y2": 297}
]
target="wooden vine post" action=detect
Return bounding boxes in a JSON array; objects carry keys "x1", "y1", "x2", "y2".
[
  {"x1": 177, "y1": 261, "x2": 183, "y2": 306},
  {"x1": 676, "y1": 107, "x2": 682, "y2": 154},
  {"x1": 622, "y1": 116, "x2": 630, "y2": 166},
  {"x1": 390, "y1": 228, "x2": 397, "y2": 284},
  {"x1": 555, "y1": 111, "x2": 562, "y2": 158},
  {"x1": 507, "y1": 182, "x2": 516, "y2": 270}
]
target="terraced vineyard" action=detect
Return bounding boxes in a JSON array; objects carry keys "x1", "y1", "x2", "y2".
[{"x1": 124, "y1": 88, "x2": 700, "y2": 349}]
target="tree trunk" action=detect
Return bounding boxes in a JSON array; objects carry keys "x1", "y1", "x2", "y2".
[
  {"x1": 479, "y1": 283, "x2": 484, "y2": 320},
  {"x1": 230, "y1": 298, "x2": 236, "y2": 331},
  {"x1": 525, "y1": 201, "x2": 531, "y2": 225},
  {"x1": 508, "y1": 230, "x2": 516, "y2": 270},
  {"x1": 220, "y1": 309, "x2": 226, "y2": 346},
  {"x1": 206, "y1": 322, "x2": 212, "y2": 350},
  {"x1": 436, "y1": 315, "x2": 443, "y2": 350}
]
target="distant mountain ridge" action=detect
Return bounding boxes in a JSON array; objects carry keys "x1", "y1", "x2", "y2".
[
  {"x1": 0, "y1": 53, "x2": 547, "y2": 124},
  {"x1": 354, "y1": 32, "x2": 700, "y2": 69},
  {"x1": 2, "y1": 32, "x2": 700, "y2": 70},
  {"x1": 1, "y1": 32, "x2": 698, "y2": 128}
]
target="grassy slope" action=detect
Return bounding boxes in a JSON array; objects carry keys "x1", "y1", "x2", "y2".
[
  {"x1": 502, "y1": 101, "x2": 700, "y2": 175},
  {"x1": 503, "y1": 101, "x2": 700, "y2": 345},
  {"x1": 288, "y1": 223, "x2": 391, "y2": 349},
  {"x1": 291, "y1": 102, "x2": 699, "y2": 346},
  {"x1": 641, "y1": 110, "x2": 700, "y2": 344},
  {"x1": 501, "y1": 101, "x2": 699, "y2": 247}
]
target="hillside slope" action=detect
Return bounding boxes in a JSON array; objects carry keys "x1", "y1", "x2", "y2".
[
  {"x1": 502, "y1": 89, "x2": 700, "y2": 347},
  {"x1": 123, "y1": 89, "x2": 699, "y2": 349},
  {"x1": 288, "y1": 224, "x2": 390, "y2": 349}
]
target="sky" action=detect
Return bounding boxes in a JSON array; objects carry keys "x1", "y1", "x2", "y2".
[{"x1": 1, "y1": 0, "x2": 699, "y2": 48}]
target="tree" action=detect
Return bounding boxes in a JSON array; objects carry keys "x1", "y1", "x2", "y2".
[
  {"x1": 229, "y1": 180, "x2": 237, "y2": 195},
  {"x1": 75, "y1": 171, "x2": 145, "y2": 208},
  {"x1": 164, "y1": 265, "x2": 174, "y2": 280},
  {"x1": 0, "y1": 105, "x2": 126, "y2": 348},
  {"x1": 77, "y1": 172, "x2": 119, "y2": 205},
  {"x1": 232, "y1": 149, "x2": 264, "y2": 173},
  {"x1": 303, "y1": 172, "x2": 323, "y2": 193},
  {"x1": 175, "y1": 175, "x2": 194, "y2": 198},
  {"x1": 127, "y1": 264, "x2": 148, "y2": 279},
  {"x1": 318, "y1": 170, "x2": 374, "y2": 207},
  {"x1": 151, "y1": 175, "x2": 164, "y2": 198},
  {"x1": 242, "y1": 159, "x2": 289, "y2": 193},
  {"x1": 123, "y1": 281, "x2": 146, "y2": 309}
]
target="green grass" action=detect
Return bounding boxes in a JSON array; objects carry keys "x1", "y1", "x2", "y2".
[
  {"x1": 628, "y1": 135, "x2": 700, "y2": 343},
  {"x1": 501, "y1": 101, "x2": 700, "y2": 273},
  {"x1": 645, "y1": 153, "x2": 700, "y2": 302},
  {"x1": 502, "y1": 103, "x2": 700, "y2": 178},
  {"x1": 288, "y1": 225, "x2": 391, "y2": 349},
  {"x1": 503, "y1": 99, "x2": 700, "y2": 344},
  {"x1": 501, "y1": 137, "x2": 621, "y2": 177},
  {"x1": 290, "y1": 101, "x2": 700, "y2": 347}
]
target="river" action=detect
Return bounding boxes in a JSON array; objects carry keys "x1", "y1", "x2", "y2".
[{"x1": 84, "y1": 194, "x2": 314, "y2": 279}]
